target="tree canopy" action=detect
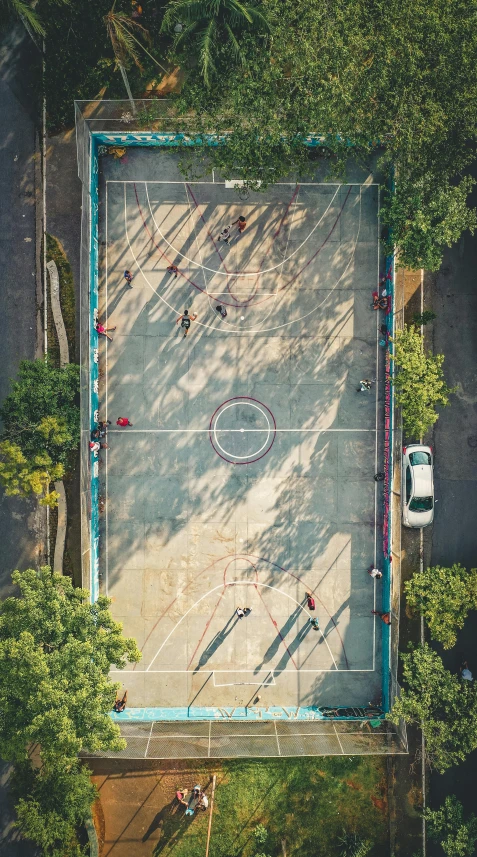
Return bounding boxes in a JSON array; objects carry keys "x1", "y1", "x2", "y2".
[
  {"x1": 389, "y1": 644, "x2": 477, "y2": 773},
  {"x1": 171, "y1": 0, "x2": 477, "y2": 269},
  {"x1": 0, "y1": 567, "x2": 141, "y2": 764},
  {"x1": 392, "y1": 325, "x2": 455, "y2": 439},
  {"x1": 405, "y1": 564, "x2": 477, "y2": 650},
  {"x1": 0, "y1": 360, "x2": 80, "y2": 466},
  {"x1": 424, "y1": 796, "x2": 477, "y2": 857},
  {"x1": 12, "y1": 758, "x2": 97, "y2": 857}
]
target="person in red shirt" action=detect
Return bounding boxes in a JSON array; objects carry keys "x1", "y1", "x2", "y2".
[
  {"x1": 233, "y1": 216, "x2": 247, "y2": 234},
  {"x1": 306, "y1": 592, "x2": 316, "y2": 610},
  {"x1": 116, "y1": 417, "x2": 133, "y2": 427}
]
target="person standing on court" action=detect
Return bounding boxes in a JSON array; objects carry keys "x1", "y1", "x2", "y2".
[
  {"x1": 124, "y1": 270, "x2": 133, "y2": 286},
  {"x1": 216, "y1": 305, "x2": 227, "y2": 319},
  {"x1": 116, "y1": 417, "x2": 133, "y2": 427},
  {"x1": 176, "y1": 309, "x2": 198, "y2": 338},
  {"x1": 306, "y1": 592, "x2": 316, "y2": 610},
  {"x1": 218, "y1": 225, "x2": 232, "y2": 244},
  {"x1": 167, "y1": 264, "x2": 179, "y2": 279},
  {"x1": 232, "y1": 216, "x2": 247, "y2": 235}
]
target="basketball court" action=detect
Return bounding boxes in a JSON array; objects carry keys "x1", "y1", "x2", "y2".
[{"x1": 96, "y1": 149, "x2": 385, "y2": 713}]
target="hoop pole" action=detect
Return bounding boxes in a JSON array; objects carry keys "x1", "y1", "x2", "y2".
[{"x1": 205, "y1": 774, "x2": 217, "y2": 857}]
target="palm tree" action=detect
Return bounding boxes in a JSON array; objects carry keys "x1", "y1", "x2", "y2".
[
  {"x1": 161, "y1": 0, "x2": 271, "y2": 87},
  {"x1": 104, "y1": 2, "x2": 169, "y2": 114},
  {"x1": 2, "y1": 0, "x2": 69, "y2": 43}
]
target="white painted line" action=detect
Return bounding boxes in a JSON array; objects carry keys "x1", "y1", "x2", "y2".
[
  {"x1": 146, "y1": 581, "x2": 339, "y2": 673},
  {"x1": 108, "y1": 180, "x2": 381, "y2": 186},
  {"x1": 105, "y1": 428, "x2": 376, "y2": 433},
  {"x1": 124, "y1": 182, "x2": 364, "y2": 334},
  {"x1": 145, "y1": 181, "x2": 341, "y2": 277}
]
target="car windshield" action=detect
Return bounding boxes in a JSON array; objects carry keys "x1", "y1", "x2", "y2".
[
  {"x1": 409, "y1": 451, "x2": 431, "y2": 466},
  {"x1": 409, "y1": 497, "x2": 433, "y2": 512}
]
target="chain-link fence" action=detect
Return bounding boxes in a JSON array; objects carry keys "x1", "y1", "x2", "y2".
[{"x1": 82, "y1": 719, "x2": 406, "y2": 760}]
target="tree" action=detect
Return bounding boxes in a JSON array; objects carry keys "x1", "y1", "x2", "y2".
[
  {"x1": 104, "y1": 1, "x2": 167, "y2": 113},
  {"x1": 381, "y1": 174, "x2": 477, "y2": 271},
  {"x1": 389, "y1": 644, "x2": 477, "y2": 773},
  {"x1": 161, "y1": 0, "x2": 271, "y2": 87},
  {"x1": 0, "y1": 567, "x2": 141, "y2": 764},
  {"x1": 1, "y1": 0, "x2": 70, "y2": 39},
  {"x1": 0, "y1": 360, "x2": 80, "y2": 467},
  {"x1": 0, "y1": 441, "x2": 63, "y2": 507},
  {"x1": 172, "y1": 0, "x2": 477, "y2": 267},
  {"x1": 338, "y1": 832, "x2": 372, "y2": 857},
  {"x1": 424, "y1": 796, "x2": 477, "y2": 857},
  {"x1": 405, "y1": 565, "x2": 477, "y2": 650},
  {"x1": 12, "y1": 758, "x2": 97, "y2": 857},
  {"x1": 392, "y1": 325, "x2": 455, "y2": 439}
]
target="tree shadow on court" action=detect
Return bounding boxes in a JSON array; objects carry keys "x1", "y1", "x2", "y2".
[
  {"x1": 192, "y1": 613, "x2": 240, "y2": 672},
  {"x1": 254, "y1": 604, "x2": 304, "y2": 672}
]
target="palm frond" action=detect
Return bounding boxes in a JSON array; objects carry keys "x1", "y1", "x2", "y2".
[
  {"x1": 161, "y1": 0, "x2": 212, "y2": 32},
  {"x1": 104, "y1": 10, "x2": 150, "y2": 69},
  {"x1": 173, "y1": 19, "x2": 199, "y2": 47},
  {"x1": 8, "y1": 0, "x2": 45, "y2": 36},
  {"x1": 240, "y1": 4, "x2": 271, "y2": 31},
  {"x1": 223, "y1": 22, "x2": 246, "y2": 65},
  {"x1": 197, "y1": 19, "x2": 217, "y2": 87}
]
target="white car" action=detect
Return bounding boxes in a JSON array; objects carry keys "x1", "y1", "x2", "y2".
[{"x1": 402, "y1": 444, "x2": 434, "y2": 528}]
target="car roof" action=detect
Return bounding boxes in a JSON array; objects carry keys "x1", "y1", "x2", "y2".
[{"x1": 412, "y1": 465, "x2": 432, "y2": 497}]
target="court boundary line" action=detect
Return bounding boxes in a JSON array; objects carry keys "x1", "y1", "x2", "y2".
[
  {"x1": 103, "y1": 179, "x2": 381, "y2": 690},
  {"x1": 107, "y1": 180, "x2": 381, "y2": 186}
]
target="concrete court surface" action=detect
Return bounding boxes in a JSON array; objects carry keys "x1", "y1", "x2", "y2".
[{"x1": 97, "y1": 149, "x2": 386, "y2": 710}]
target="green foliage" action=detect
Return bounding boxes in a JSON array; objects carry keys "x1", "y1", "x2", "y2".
[
  {"x1": 381, "y1": 175, "x2": 477, "y2": 271},
  {"x1": 253, "y1": 824, "x2": 269, "y2": 845},
  {"x1": 171, "y1": 0, "x2": 477, "y2": 268},
  {"x1": 392, "y1": 325, "x2": 455, "y2": 439},
  {"x1": 405, "y1": 564, "x2": 477, "y2": 649},
  {"x1": 161, "y1": 0, "x2": 270, "y2": 87},
  {"x1": 424, "y1": 796, "x2": 477, "y2": 857},
  {"x1": 46, "y1": 235, "x2": 76, "y2": 358},
  {"x1": 338, "y1": 831, "x2": 372, "y2": 857},
  {"x1": 389, "y1": 643, "x2": 477, "y2": 772},
  {"x1": 153, "y1": 756, "x2": 388, "y2": 857},
  {"x1": 413, "y1": 311, "x2": 437, "y2": 327},
  {"x1": 0, "y1": 441, "x2": 63, "y2": 506},
  {"x1": 0, "y1": 359, "x2": 80, "y2": 466},
  {"x1": 12, "y1": 758, "x2": 96, "y2": 857},
  {"x1": 2, "y1": 0, "x2": 70, "y2": 37},
  {"x1": 0, "y1": 567, "x2": 141, "y2": 764}
]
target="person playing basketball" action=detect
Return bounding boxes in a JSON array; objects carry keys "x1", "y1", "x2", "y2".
[{"x1": 176, "y1": 309, "x2": 198, "y2": 338}]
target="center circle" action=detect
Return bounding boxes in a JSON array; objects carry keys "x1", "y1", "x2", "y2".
[{"x1": 209, "y1": 397, "x2": 277, "y2": 465}]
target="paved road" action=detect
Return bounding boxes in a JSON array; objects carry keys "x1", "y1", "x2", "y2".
[
  {"x1": 0, "y1": 22, "x2": 40, "y2": 857},
  {"x1": 429, "y1": 169, "x2": 477, "y2": 826}
]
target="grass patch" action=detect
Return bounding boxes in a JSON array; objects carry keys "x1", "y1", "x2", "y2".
[
  {"x1": 153, "y1": 757, "x2": 388, "y2": 857},
  {"x1": 46, "y1": 234, "x2": 76, "y2": 361}
]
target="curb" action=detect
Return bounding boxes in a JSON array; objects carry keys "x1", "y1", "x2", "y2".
[
  {"x1": 46, "y1": 260, "x2": 69, "y2": 573},
  {"x1": 85, "y1": 813, "x2": 99, "y2": 857}
]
